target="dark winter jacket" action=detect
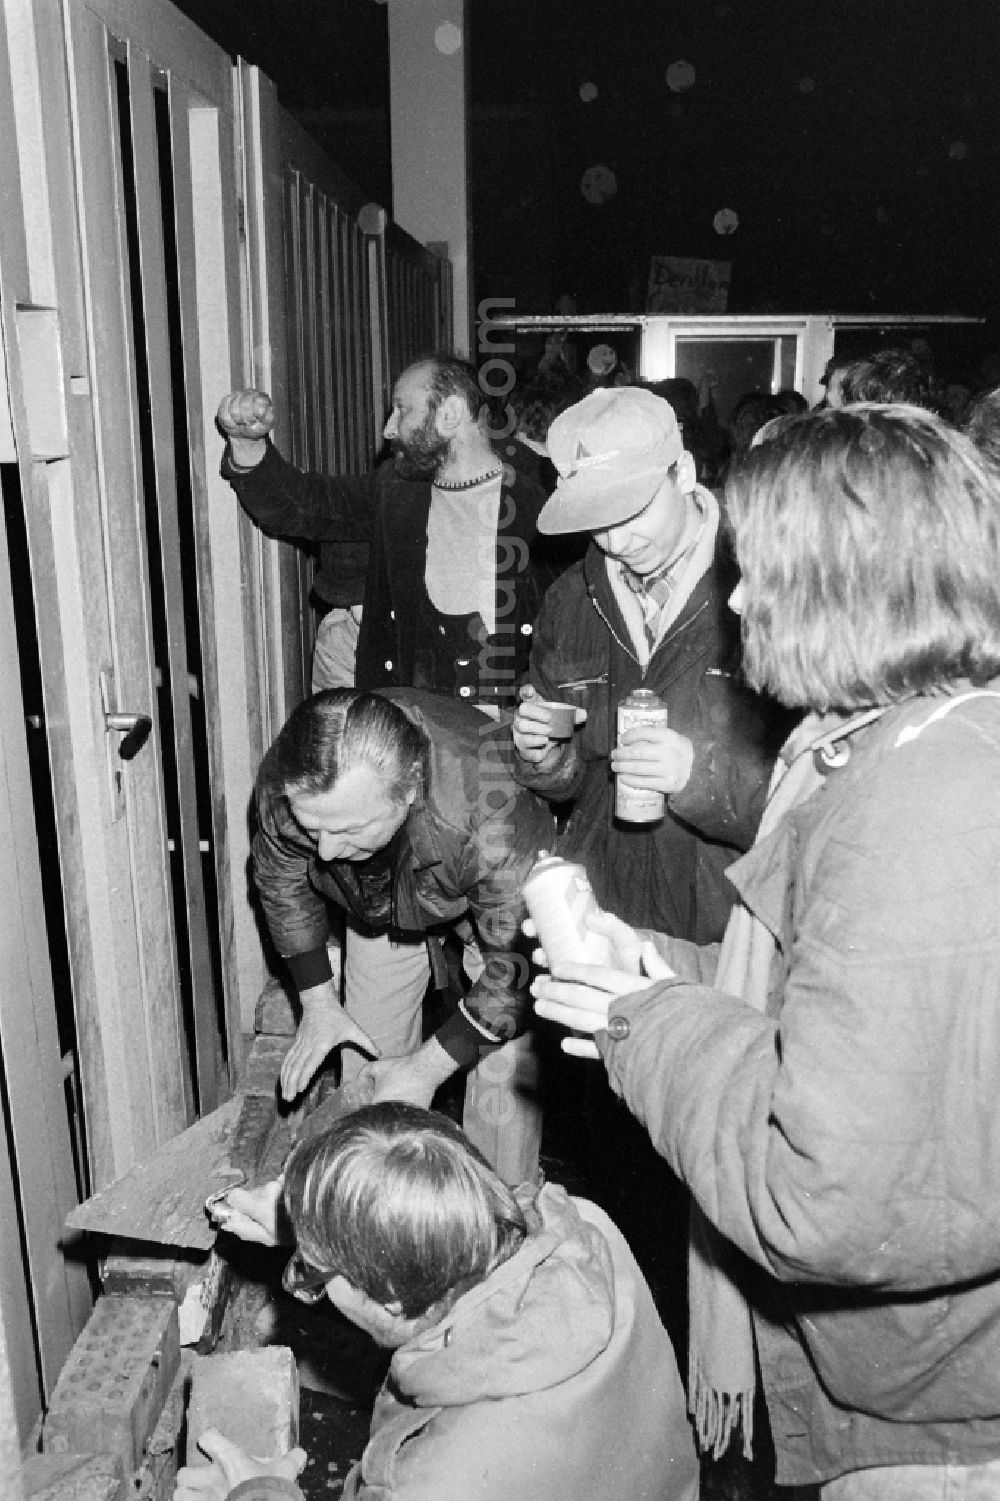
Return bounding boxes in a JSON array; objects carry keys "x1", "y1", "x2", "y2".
[
  {"x1": 225, "y1": 443, "x2": 563, "y2": 710},
  {"x1": 600, "y1": 687, "x2": 1000, "y2": 1485},
  {"x1": 253, "y1": 691, "x2": 555, "y2": 1067},
  {"x1": 515, "y1": 513, "x2": 791, "y2": 943}
]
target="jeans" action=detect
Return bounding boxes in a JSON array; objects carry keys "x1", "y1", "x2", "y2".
[
  {"x1": 335, "y1": 923, "x2": 542, "y2": 1186},
  {"x1": 311, "y1": 605, "x2": 363, "y2": 691}
]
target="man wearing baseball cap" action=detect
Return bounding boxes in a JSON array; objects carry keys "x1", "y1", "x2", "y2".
[
  {"x1": 513, "y1": 384, "x2": 790, "y2": 945},
  {"x1": 513, "y1": 386, "x2": 792, "y2": 1384}
]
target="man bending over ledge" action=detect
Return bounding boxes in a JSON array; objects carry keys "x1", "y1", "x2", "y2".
[{"x1": 252, "y1": 687, "x2": 554, "y2": 1185}]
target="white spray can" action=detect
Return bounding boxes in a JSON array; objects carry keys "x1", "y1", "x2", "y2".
[{"x1": 523, "y1": 853, "x2": 611, "y2": 967}]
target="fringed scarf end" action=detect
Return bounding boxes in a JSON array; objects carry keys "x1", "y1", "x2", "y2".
[{"x1": 688, "y1": 1354, "x2": 754, "y2": 1461}]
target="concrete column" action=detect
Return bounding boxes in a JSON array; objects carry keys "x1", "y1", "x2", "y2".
[{"x1": 388, "y1": 0, "x2": 471, "y2": 355}]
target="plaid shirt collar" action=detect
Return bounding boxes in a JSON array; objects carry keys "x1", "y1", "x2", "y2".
[{"x1": 619, "y1": 495, "x2": 708, "y2": 609}]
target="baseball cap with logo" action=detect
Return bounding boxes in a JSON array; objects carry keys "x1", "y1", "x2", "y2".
[{"x1": 538, "y1": 386, "x2": 685, "y2": 534}]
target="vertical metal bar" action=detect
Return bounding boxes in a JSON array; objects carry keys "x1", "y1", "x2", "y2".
[
  {"x1": 358, "y1": 223, "x2": 375, "y2": 456},
  {"x1": 343, "y1": 218, "x2": 360, "y2": 471},
  {"x1": 285, "y1": 170, "x2": 305, "y2": 466},
  {"x1": 299, "y1": 179, "x2": 318, "y2": 471},
  {"x1": 331, "y1": 204, "x2": 350, "y2": 471},
  {"x1": 315, "y1": 190, "x2": 333, "y2": 473}
]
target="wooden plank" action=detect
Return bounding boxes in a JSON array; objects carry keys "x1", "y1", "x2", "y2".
[
  {"x1": 0, "y1": 5, "x2": 94, "y2": 1426},
  {"x1": 187, "y1": 93, "x2": 272, "y2": 1035},
  {"x1": 0, "y1": 1314, "x2": 25, "y2": 1501},
  {"x1": 9, "y1": 0, "x2": 181, "y2": 1202},
  {"x1": 12, "y1": 0, "x2": 128, "y2": 1192},
  {"x1": 168, "y1": 80, "x2": 243, "y2": 1088},
  {"x1": 68, "y1": 1, "x2": 186, "y2": 1165},
  {"x1": 66, "y1": 1097, "x2": 244, "y2": 1250},
  {"x1": 129, "y1": 50, "x2": 220, "y2": 1114},
  {"x1": 0, "y1": 1010, "x2": 41, "y2": 1453},
  {"x1": 77, "y1": 0, "x2": 233, "y2": 104},
  {"x1": 238, "y1": 63, "x2": 310, "y2": 722},
  {"x1": 0, "y1": 465, "x2": 93, "y2": 1402}
]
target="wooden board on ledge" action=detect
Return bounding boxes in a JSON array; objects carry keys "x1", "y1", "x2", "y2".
[{"x1": 65, "y1": 1097, "x2": 245, "y2": 1250}]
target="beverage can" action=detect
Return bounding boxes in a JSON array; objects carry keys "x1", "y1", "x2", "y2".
[
  {"x1": 615, "y1": 689, "x2": 668, "y2": 823},
  {"x1": 523, "y1": 853, "x2": 611, "y2": 968}
]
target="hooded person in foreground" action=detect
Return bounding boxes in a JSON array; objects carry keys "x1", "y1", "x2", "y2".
[
  {"x1": 174, "y1": 1103, "x2": 699, "y2": 1501},
  {"x1": 532, "y1": 404, "x2": 1000, "y2": 1496}
]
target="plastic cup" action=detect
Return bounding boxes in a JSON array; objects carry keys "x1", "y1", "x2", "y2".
[{"x1": 542, "y1": 700, "x2": 577, "y2": 739}]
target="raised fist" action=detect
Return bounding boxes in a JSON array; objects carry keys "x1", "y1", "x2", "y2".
[{"x1": 216, "y1": 388, "x2": 275, "y2": 441}]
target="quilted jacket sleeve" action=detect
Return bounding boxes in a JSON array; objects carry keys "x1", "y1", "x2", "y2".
[
  {"x1": 511, "y1": 576, "x2": 589, "y2": 803},
  {"x1": 667, "y1": 673, "x2": 792, "y2": 852},
  {"x1": 435, "y1": 739, "x2": 557, "y2": 1067},
  {"x1": 252, "y1": 775, "x2": 333, "y2": 969},
  {"x1": 601, "y1": 710, "x2": 1000, "y2": 1293}
]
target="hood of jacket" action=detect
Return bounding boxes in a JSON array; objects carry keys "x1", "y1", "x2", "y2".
[{"x1": 388, "y1": 1184, "x2": 615, "y2": 1407}]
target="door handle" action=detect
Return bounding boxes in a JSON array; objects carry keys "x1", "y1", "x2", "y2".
[
  {"x1": 104, "y1": 711, "x2": 153, "y2": 760},
  {"x1": 100, "y1": 667, "x2": 153, "y2": 763}
]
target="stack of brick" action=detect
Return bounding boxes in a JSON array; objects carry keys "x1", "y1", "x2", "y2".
[
  {"x1": 26, "y1": 978, "x2": 306, "y2": 1499},
  {"x1": 35, "y1": 1296, "x2": 182, "y2": 1500},
  {"x1": 234, "y1": 975, "x2": 300, "y2": 1183}
]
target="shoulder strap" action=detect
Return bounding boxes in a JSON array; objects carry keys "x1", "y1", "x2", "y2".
[{"x1": 895, "y1": 689, "x2": 1000, "y2": 747}]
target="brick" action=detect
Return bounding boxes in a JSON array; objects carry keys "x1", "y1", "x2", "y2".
[
  {"x1": 254, "y1": 978, "x2": 298, "y2": 1037},
  {"x1": 229, "y1": 1093, "x2": 279, "y2": 1179},
  {"x1": 294, "y1": 1078, "x2": 375, "y2": 1148},
  {"x1": 22, "y1": 1450, "x2": 125, "y2": 1500},
  {"x1": 186, "y1": 1346, "x2": 298, "y2": 1467},
  {"x1": 237, "y1": 1035, "x2": 292, "y2": 1098},
  {"x1": 100, "y1": 1242, "x2": 209, "y2": 1298},
  {"x1": 43, "y1": 1296, "x2": 180, "y2": 1477},
  {"x1": 133, "y1": 1366, "x2": 185, "y2": 1501},
  {"x1": 257, "y1": 1115, "x2": 295, "y2": 1182},
  {"x1": 131, "y1": 1446, "x2": 176, "y2": 1501},
  {"x1": 177, "y1": 1250, "x2": 233, "y2": 1350}
]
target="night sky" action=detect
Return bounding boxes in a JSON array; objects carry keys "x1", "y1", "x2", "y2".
[{"x1": 176, "y1": 1, "x2": 1000, "y2": 359}]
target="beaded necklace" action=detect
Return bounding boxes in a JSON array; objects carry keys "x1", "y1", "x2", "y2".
[{"x1": 432, "y1": 465, "x2": 503, "y2": 492}]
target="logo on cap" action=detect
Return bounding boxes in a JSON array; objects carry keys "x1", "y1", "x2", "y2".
[{"x1": 567, "y1": 438, "x2": 622, "y2": 476}]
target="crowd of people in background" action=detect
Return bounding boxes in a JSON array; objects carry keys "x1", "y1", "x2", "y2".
[
  {"x1": 514, "y1": 327, "x2": 1000, "y2": 488},
  {"x1": 178, "y1": 332, "x2": 1000, "y2": 1501}
]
